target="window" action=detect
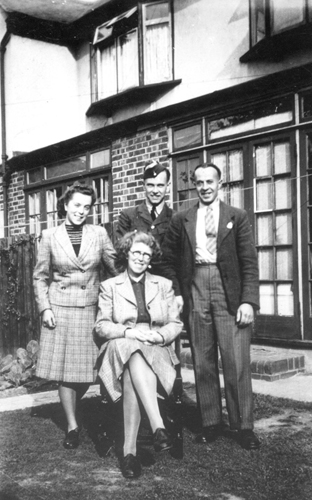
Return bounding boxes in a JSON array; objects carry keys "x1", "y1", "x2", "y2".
[
  {"x1": 250, "y1": 0, "x2": 312, "y2": 47},
  {"x1": 92, "y1": 1, "x2": 172, "y2": 101},
  {"x1": 25, "y1": 148, "x2": 112, "y2": 234},
  {"x1": 254, "y1": 139, "x2": 294, "y2": 316},
  {"x1": 209, "y1": 149, "x2": 244, "y2": 209}
]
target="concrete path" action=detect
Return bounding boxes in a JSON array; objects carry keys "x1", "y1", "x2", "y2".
[{"x1": 1, "y1": 367, "x2": 312, "y2": 413}]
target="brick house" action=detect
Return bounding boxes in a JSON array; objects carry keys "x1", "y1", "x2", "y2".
[{"x1": 1, "y1": 0, "x2": 312, "y2": 347}]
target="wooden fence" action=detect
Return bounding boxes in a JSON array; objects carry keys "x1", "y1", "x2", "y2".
[
  {"x1": 0, "y1": 223, "x2": 115, "y2": 357},
  {"x1": 0, "y1": 235, "x2": 40, "y2": 356}
]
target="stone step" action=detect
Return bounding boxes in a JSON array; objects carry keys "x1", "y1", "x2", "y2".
[{"x1": 180, "y1": 343, "x2": 305, "y2": 382}]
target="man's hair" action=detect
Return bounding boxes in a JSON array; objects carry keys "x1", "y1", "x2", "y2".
[
  {"x1": 57, "y1": 182, "x2": 97, "y2": 218},
  {"x1": 115, "y1": 230, "x2": 162, "y2": 273},
  {"x1": 194, "y1": 163, "x2": 222, "y2": 180}
]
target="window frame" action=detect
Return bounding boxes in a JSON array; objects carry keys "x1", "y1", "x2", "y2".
[
  {"x1": 24, "y1": 147, "x2": 112, "y2": 234},
  {"x1": 91, "y1": 0, "x2": 174, "y2": 103}
]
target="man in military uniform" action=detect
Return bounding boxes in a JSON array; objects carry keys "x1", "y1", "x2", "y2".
[{"x1": 116, "y1": 159, "x2": 174, "y2": 275}]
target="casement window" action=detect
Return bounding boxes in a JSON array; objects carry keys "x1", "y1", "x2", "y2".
[
  {"x1": 92, "y1": 1, "x2": 173, "y2": 101},
  {"x1": 25, "y1": 148, "x2": 112, "y2": 234},
  {"x1": 250, "y1": 0, "x2": 312, "y2": 46},
  {"x1": 241, "y1": 0, "x2": 312, "y2": 62}
]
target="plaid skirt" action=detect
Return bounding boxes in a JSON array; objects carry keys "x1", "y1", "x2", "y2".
[
  {"x1": 98, "y1": 333, "x2": 178, "y2": 402},
  {"x1": 36, "y1": 304, "x2": 98, "y2": 383}
]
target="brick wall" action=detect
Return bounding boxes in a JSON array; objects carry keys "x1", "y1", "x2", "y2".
[
  {"x1": 7, "y1": 172, "x2": 26, "y2": 236},
  {"x1": 111, "y1": 125, "x2": 169, "y2": 222}
]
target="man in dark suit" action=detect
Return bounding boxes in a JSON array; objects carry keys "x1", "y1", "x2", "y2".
[
  {"x1": 116, "y1": 159, "x2": 174, "y2": 275},
  {"x1": 161, "y1": 163, "x2": 260, "y2": 450}
]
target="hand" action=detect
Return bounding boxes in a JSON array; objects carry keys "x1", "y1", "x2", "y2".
[
  {"x1": 126, "y1": 328, "x2": 162, "y2": 345},
  {"x1": 236, "y1": 303, "x2": 254, "y2": 327},
  {"x1": 42, "y1": 309, "x2": 56, "y2": 329},
  {"x1": 176, "y1": 295, "x2": 184, "y2": 314}
]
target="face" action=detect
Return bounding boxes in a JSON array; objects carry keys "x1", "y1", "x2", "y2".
[
  {"x1": 143, "y1": 170, "x2": 169, "y2": 206},
  {"x1": 194, "y1": 166, "x2": 222, "y2": 205},
  {"x1": 127, "y1": 241, "x2": 153, "y2": 278},
  {"x1": 65, "y1": 192, "x2": 93, "y2": 226}
]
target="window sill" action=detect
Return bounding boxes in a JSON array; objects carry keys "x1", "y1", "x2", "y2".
[
  {"x1": 240, "y1": 24, "x2": 312, "y2": 63},
  {"x1": 86, "y1": 80, "x2": 182, "y2": 117}
]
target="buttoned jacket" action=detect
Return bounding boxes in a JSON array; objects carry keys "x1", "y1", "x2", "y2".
[
  {"x1": 95, "y1": 271, "x2": 183, "y2": 364},
  {"x1": 161, "y1": 201, "x2": 259, "y2": 319},
  {"x1": 33, "y1": 223, "x2": 117, "y2": 313}
]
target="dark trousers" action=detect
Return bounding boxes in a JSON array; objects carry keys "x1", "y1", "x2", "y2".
[{"x1": 189, "y1": 264, "x2": 254, "y2": 430}]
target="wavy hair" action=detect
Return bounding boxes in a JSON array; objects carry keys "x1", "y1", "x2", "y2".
[
  {"x1": 57, "y1": 182, "x2": 97, "y2": 218},
  {"x1": 115, "y1": 231, "x2": 162, "y2": 273}
]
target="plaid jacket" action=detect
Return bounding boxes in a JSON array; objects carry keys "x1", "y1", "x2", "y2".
[{"x1": 33, "y1": 223, "x2": 117, "y2": 313}]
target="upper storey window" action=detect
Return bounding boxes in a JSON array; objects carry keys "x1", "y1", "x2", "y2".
[
  {"x1": 241, "y1": 0, "x2": 312, "y2": 61},
  {"x1": 92, "y1": 1, "x2": 172, "y2": 101}
]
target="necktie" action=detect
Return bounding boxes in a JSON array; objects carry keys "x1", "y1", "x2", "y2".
[
  {"x1": 151, "y1": 205, "x2": 157, "y2": 221},
  {"x1": 205, "y1": 206, "x2": 217, "y2": 254}
]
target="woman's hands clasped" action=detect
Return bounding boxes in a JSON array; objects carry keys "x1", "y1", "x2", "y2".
[{"x1": 125, "y1": 328, "x2": 163, "y2": 345}]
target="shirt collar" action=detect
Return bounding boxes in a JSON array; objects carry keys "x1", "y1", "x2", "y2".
[
  {"x1": 145, "y1": 199, "x2": 165, "y2": 216},
  {"x1": 198, "y1": 198, "x2": 219, "y2": 210}
]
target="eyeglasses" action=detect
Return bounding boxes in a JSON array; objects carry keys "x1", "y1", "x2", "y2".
[{"x1": 129, "y1": 250, "x2": 152, "y2": 261}]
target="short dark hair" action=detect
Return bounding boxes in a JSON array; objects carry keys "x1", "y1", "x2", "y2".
[
  {"x1": 115, "y1": 230, "x2": 162, "y2": 273},
  {"x1": 194, "y1": 163, "x2": 222, "y2": 180},
  {"x1": 57, "y1": 182, "x2": 96, "y2": 218}
]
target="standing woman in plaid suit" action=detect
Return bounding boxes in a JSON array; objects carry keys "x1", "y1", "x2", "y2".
[{"x1": 33, "y1": 182, "x2": 117, "y2": 449}]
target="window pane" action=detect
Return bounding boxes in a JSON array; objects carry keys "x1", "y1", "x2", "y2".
[
  {"x1": 277, "y1": 284, "x2": 294, "y2": 316},
  {"x1": 90, "y1": 149, "x2": 110, "y2": 169},
  {"x1": 274, "y1": 177, "x2": 291, "y2": 209},
  {"x1": 29, "y1": 192, "x2": 41, "y2": 234},
  {"x1": 145, "y1": 2, "x2": 169, "y2": 22},
  {"x1": 257, "y1": 214, "x2": 273, "y2": 245},
  {"x1": 27, "y1": 168, "x2": 41, "y2": 184},
  {"x1": 259, "y1": 284, "x2": 275, "y2": 315},
  {"x1": 275, "y1": 213, "x2": 292, "y2": 244},
  {"x1": 177, "y1": 189, "x2": 197, "y2": 211},
  {"x1": 211, "y1": 153, "x2": 227, "y2": 181},
  {"x1": 274, "y1": 142, "x2": 291, "y2": 174},
  {"x1": 256, "y1": 180, "x2": 273, "y2": 210},
  {"x1": 258, "y1": 249, "x2": 274, "y2": 280},
  {"x1": 276, "y1": 248, "x2": 293, "y2": 280},
  {"x1": 93, "y1": 177, "x2": 109, "y2": 225},
  {"x1": 173, "y1": 123, "x2": 202, "y2": 150},
  {"x1": 117, "y1": 30, "x2": 139, "y2": 92},
  {"x1": 100, "y1": 43, "x2": 117, "y2": 98},
  {"x1": 229, "y1": 150, "x2": 243, "y2": 181},
  {"x1": 143, "y1": 2, "x2": 171, "y2": 84},
  {"x1": 229, "y1": 184, "x2": 244, "y2": 208},
  {"x1": 255, "y1": 145, "x2": 271, "y2": 177},
  {"x1": 272, "y1": 0, "x2": 304, "y2": 34},
  {"x1": 46, "y1": 157, "x2": 86, "y2": 180}
]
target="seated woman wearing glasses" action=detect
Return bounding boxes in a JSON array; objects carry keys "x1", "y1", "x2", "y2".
[{"x1": 95, "y1": 231, "x2": 183, "y2": 479}]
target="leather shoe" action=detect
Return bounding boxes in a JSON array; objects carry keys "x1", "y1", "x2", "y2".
[
  {"x1": 239, "y1": 430, "x2": 260, "y2": 450},
  {"x1": 153, "y1": 428, "x2": 173, "y2": 452},
  {"x1": 121, "y1": 454, "x2": 141, "y2": 479},
  {"x1": 196, "y1": 425, "x2": 221, "y2": 444},
  {"x1": 63, "y1": 428, "x2": 80, "y2": 449}
]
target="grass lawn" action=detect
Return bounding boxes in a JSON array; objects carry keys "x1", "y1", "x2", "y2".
[{"x1": 1, "y1": 385, "x2": 312, "y2": 500}]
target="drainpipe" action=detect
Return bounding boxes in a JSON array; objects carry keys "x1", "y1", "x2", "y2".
[{"x1": 1, "y1": 30, "x2": 11, "y2": 238}]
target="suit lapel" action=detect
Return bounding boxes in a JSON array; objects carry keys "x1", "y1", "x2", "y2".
[
  {"x1": 145, "y1": 272, "x2": 158, "y2": 305},
  {"x1": 54, "y1": 223, "x2": 81, "y2": 268},
  {"x1": 137, "y1": 202, "x2": 152, "y2": 224},
  {"x1": 217, "y1": 201, "x2": 235, "y2": 249},
  {"x1": 116, "y1": 271, "x2": 137, "y2": 306},
  {"x1": 79, "y1": 224, "x2": 95, "y2": 263},
  {"x1": 184, "y1": 205, "x2": 198, "y2": 254}
]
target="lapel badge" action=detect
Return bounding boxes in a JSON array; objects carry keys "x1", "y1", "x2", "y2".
[{"x1": 227, "y1": 222, "x2": 233, "y2": 229}]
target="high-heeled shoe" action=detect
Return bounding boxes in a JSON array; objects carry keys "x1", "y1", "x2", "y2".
[
  {"x1": 121, "y1": 454, "x2": 141, "y2": 478},
  {"x1": 153, "y1": 428, "x2": 173, "y2": 452}
]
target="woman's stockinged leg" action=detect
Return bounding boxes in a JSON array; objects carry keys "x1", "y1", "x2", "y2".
[
  {"x1": 123, "y1": 367, "x2": 141, "y2": 456},
  {"x1": 59, "y1": 383, "x2": 89, "y2": 432},
  {"x1": 128, "y1": 352, "x2": 164, "y2": 433}
]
